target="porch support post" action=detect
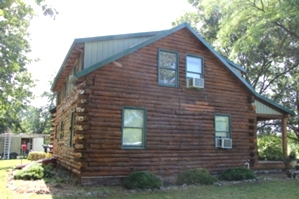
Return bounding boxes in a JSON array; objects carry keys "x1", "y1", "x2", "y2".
[{"x1": 282, "y1": 116, "x2": 288, "y2": 158}]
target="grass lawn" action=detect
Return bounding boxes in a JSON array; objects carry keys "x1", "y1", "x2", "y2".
[{"x1": 1, "y1": 159, "x2": 299, "y2": 199}]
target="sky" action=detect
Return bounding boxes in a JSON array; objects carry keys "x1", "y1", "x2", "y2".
[{"x1": 27, "y1": 0, "x2": 195, "y2": 106}]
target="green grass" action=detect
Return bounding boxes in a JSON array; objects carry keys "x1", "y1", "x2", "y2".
[
  {"x1": 1, "y1": 159, "x2": 299, "y2": 199},
  {"x1": 0, "y1": 159, "x2": 49, "y2": 199}
]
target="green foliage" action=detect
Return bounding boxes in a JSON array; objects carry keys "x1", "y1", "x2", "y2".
[
  {"x1": 174, "y1": 0, "x2": 299, "y2": 140},
  {"x1": 257, "y1": 134, "x2": 283, "y2": 161},
  {"x1": 221, "y1": 167, "x2": 255, "y2": 181},
  {"x1": 285, "y1": 150, "x2": 297, "y2": 162},
  {"x1": 14, "y1": 163, "x2": 44, "y2": 180},
  {"x1": 42, "y1": 163, "x2": 55, "y2": 178},
  {"x1": 27, "y1": 151, "x2": 52, "y2": 161},
  {"x1": 53, "y1": 176, "x2": 67, "y2": 183},
  {"x1": 123, "y1": 171, "x2": 162, "y2": 190},
  {"x1": 13, "y1": 162, "x2": 55, "y2": 180},
  {"x1": 177, "y1": 168, "x2": 217, "y2": 185},
  {"x1": 0, "y1": 0, "x2": 57, "y2": 133},
  {"x1": 287, "y1": 132, "x2": 299, "y2": 152},
  {"x1": 19, "y1": 80, "x2": 56, "y2": 134}
]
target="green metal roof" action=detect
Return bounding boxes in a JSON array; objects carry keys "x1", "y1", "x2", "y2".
[
  {"x1": 51, "y1": 30, "x2": 164, "y2": 91},
  {"x1": 53, "y1": 22, "x2": 295, "y2": 116}
]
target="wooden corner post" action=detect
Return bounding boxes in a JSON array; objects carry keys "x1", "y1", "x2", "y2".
[{"x1": 282, "y1": 116, "x2": 288, "y2": 158}]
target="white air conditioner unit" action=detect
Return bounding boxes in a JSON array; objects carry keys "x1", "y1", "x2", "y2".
[
  {"x1": 188, "y1": 78, "x2": 204, "y2": 88},
  {"x1": 215, "y1": 138, "x2": 232, "y2": 149}
]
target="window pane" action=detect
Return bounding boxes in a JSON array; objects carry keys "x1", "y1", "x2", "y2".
[
  {"x1": 215, "y1": 116, "x2": 229, "y2": 131},
  {"x1": 186, "y1": 72, "x2": 201, "y2": 79},
  {"x1": 216, "y1": 132, "x2": 229, "y2": 137},
  {"x1": 159, "y1": 69, "x2": 176, "y2": 85},
  {"x1": 123, "y1": 128, "x2": 143, "y2": 146},
  {"x1": 124, "y1": 109, "x2": 144, "y2": 127},
  {"x1": 159, "y1": 51, "x2": 177, "y2": 69},
  {"x1": 187, "y1": 56, "x2": 202, "y2": 73}
]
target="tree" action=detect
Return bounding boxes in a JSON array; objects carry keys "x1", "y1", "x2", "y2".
[
  {"x1": 0, "y1": 0, "x2": 57, "y2": 132},
  {"x1": 20, "y1": 90, "x2": 56, "y2": 134},
  {"x1": 174, "y1": 0, "x2": 299, "y2": 140}
]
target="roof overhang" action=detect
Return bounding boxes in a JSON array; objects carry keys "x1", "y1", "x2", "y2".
[{"x1": 50, "y1": 22, "x2": 296, "y2": 117}]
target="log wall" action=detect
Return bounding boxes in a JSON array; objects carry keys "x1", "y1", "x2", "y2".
[
  {"x1": 52, "y1": 87, "x2": 83, "y2": 175},
  {"x1": 53, "y1": 28, "x2": 257, "y2": 183}
]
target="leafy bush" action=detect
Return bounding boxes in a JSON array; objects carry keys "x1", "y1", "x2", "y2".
[
  {"x1": 123, "y1": 171, "x2": 162, "y2": 189},
  {"x1": 42, "y1": 164, "x2": 55, "y2": 178},
  {"x1": 14, "y1": 163, "x2": 44, "y2": 180},
  {"x1": 27, "y1": 151, "x2": 52, "y2": 161},
  {"x1": 257, "y1": 134, "x2": 283, "y2": 161},
  {"x1": 14, "y1": 162, "x2": 55, "y2": 180},
  {"x1": 177, "y1": 168, "x2": 217, "y2": 185},
  {"x1": 220, "y1": 167, "x2": 255, "y2": 181}
]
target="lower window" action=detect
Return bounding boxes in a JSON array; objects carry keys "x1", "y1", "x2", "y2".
[
  {"x1": 215, "y1": 114, "x2": 232, "y2": 149},
  {"x1": 122, "y1": 107, "x2": 146, "y2": 149}
]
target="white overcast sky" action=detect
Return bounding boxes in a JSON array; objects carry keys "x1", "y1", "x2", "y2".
[{"x1": 27, "y1": 0, "x2": 195, "y2": 106}]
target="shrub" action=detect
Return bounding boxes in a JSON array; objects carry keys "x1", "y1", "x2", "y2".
[
  {"x1": 257, "y1": 134, "x2": 283, "y2": 161},
  {"x1": 177, "y1": 168, "x2": 217, "y2": 185},
  {"x1": 123, "y1": 171, "x2": 162, "y2": 189},
  {"x1": 14, "y1": 162, "x2": 54, "y2": 180},
  {"x1": 220, "y1": 167, "x2": 255, "y2": 181},
  {"x1": 27, "y1": 151, "x2": 52, "y2": 161},
  {"x1": 42, "y1": 164, "x2": 55, "y2": 178},
  {"x1": 14, "y1": 163, "x2": 44, "y2": 180}
]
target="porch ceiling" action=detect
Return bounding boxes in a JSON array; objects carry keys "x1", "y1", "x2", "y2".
[{"x1": 254, "y1": 100, "x2": 287, "y2": 121}]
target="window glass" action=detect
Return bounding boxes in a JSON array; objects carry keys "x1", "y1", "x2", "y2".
[
  {"x1": 215, "y1": 115, "x2": 231, "y2": 138},
  {"x1": 159, "y1": 69, "x2": 176, "y2": 84},
  {"x1": 158, "y1": 50, "x2": 178, "y2": 86},
  {"x1": 215, "y1": 116, "x2": 229, "y2": 131},
  {"x1": 124, "y1": 109, "x2": 144, "y2": 127},
  {"x1": 186, "y1": 72, "x2": 201, "y2": 79},
  {"x1": 123, "y1": 128, "x2": 143, "y2": 146},
  {"x1": 186, "y1": 55, "x2": 203, "y2": 80},
  {"x1": 187, "y1": 56, "x2": 202, "y2": 73},
  {"x1": 122, "y1": 108, "x2": 146, "y2": 149},
  {"x1": 159, "y1": 51, "x2": 177, "y2": 69}
]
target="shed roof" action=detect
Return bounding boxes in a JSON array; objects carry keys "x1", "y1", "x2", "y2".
[{"x1": 52, "y1": 22, "x2": 295, "y2": 116}]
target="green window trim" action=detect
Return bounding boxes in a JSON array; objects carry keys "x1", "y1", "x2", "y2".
[
  {"x1": 158, "y1": 48, "x2": 179, "y2": 87},
  {"x1": 63, "y1": 82, "x2": 67, "y2": 97},
  {"x1": 60, "y1": 121, "x2": 64, "y2": 139},
  {"x1": 60, "y1": 121, "x2": 64, "y2": 132},
  {"x1": 70, "y1": 112, "x2": 75, "y2": 147},
  {"x1": 186, "y1": 54, "x2": 204, "y2": 86},
  {"x1": 122, "y1": 107, "x2": 147, "y2": 149},
  {"x1": 55, "y1": 125, "x2": 58, "y2": 139}
]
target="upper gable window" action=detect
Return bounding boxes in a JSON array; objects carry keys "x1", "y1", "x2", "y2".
[
  {"x1": 186, "y1": 55, "x2": 204, "y2": 79},
  {"x1": 186, "y1": 55, "x2": 204, "y2": 88},
  {"x1": 158, "y1": 49, "x2": 179, "y2": 87}
]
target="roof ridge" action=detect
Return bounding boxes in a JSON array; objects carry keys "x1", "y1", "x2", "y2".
[{"x1": 52, "y1": 22, "x2": 295, "y2": 116}]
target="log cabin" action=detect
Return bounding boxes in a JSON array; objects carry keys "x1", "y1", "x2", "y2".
[{"x1": 50, "y1": 22, "x2": 295, "y2": 185}]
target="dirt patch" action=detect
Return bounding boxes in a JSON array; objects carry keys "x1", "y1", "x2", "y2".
[{"x1": 6, "y1": 165, "x2": 104, "y2": 196}]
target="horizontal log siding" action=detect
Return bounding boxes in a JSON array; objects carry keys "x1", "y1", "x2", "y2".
[
  {"x1": 74, "y1": 28, "x2": 256, "y2": 178},
  {"x1": 52, "y1": 88, "x2": 83, "y2": 175}
]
